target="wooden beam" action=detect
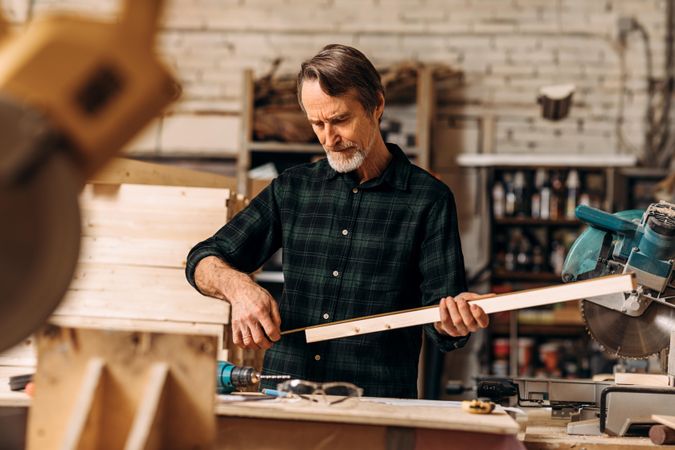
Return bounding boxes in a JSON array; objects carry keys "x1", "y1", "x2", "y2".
[
  {"x1": 302, "y1": 273, "x2": 635, "y2": 343},
  {"x1": 60, "y1": 358, "x2": 105, "y2": 450},
  {"x1": 90, "y1": 158, "x2": 236, "y2": 190},
  {"x1": 125, "y1": 362, "x2": 169, "y2": 450}
]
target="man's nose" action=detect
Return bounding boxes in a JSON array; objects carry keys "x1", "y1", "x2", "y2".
[{"x1": 324, "y1": 124, "x2": 340, "y2": 148}]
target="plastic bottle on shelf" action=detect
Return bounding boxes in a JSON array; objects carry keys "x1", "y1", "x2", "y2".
[
  {"x1": 539, "y1": 169, "x2": 551, "y2": 220},
  {"x1": 516, "y1": 238, "x2": 531, "y2": 271},
  {"x1": 503, "y1": 172, "x2": 516, "y2": 217},
  {"x1": 549, "y1": 171, "x2": 564, "y2": 220},
  {"x1": 513, "y1": 170, "x2": 527, "y2": 217},
  {"x1": 492, "y1": 180, "x2": 505, "y2": 218},
  {"x1": 531, "y1": 169, "x2": 546, "y2": 219},
  {"x1": 565, "y1": 170, "x2": 580, "y2": 219}
]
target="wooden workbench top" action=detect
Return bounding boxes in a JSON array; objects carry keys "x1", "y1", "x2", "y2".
[
  {"x1": 522, "y1": 408, "x2": 656, "y2": 449},
  {"x1": 215, "y1": 396, "x2": 520, "y2": 435}
]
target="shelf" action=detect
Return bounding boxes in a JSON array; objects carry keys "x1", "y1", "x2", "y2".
[
  {"x1": 457, "y1": 153, "x2": 637, "y2": 168},
  {"x1": 494, "y1": 217, "x2": 581, "y2": 226},
  {"x1": 492, "y1": 270, "x2": 562, "y2": 282},
  {"x1": 246, "y1": 142, "x2": 323, "y2": 153}
]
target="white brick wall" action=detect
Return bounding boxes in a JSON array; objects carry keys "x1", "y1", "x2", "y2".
[
  {"x1": 12, "y1": 1, "x2": 664, "y2": 164},
  {"x1": 12, "y1": 0, "x2": 667, "y2": 283}
]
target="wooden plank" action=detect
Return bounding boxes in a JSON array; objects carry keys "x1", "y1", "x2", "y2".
[
  {"x1": 215, "y1": 398, "x2": 519, "y2": 435},
  {"x1": 302, "y1": 274, "x2": 635, "y2": 343},
  {"x1": 125, "y1": 362, "x2": 169, "y2": 450},
  {"x1": 67, "y1": 263, "x2": 204, "y2": 293},
  {"x1": 615, "y1": 372, "x2": 673, "y2": 387},
  {"x1": 54, "y1": 263, "x2": 229, "y2": 325},
  {"x1": 49, "y1": 317, "x2": 228, "y2": 361},
  {"x1": 91, "y1": 158, "x2": 236, "y2": 190},
  {"x1": 56, "y1": 290, "x2": 228, "y2": 325},
  {"x1": 653, "y1": 415, "x2": 675, "y2": 430},
  {"x1": 60, "y1": 358, "x2": 105, "y2": 450},
  {"x1": 81, "y1": 183, "x2": 229, "y2": 212},
  {"x1": 80, "y1": 207, "x2": 225, "y2": 240},
  {"x1": 79, "y1": 236, "x2": 193, "y2": 268}
]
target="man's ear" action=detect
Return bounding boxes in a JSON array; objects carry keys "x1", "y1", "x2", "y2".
[{"x1": 375, "y1": 92, "x2": 385, "y2": 121}]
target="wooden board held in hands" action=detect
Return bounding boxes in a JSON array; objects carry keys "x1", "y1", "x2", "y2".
[{"x1": 301, "y1": 273, "x2": 635, "y2": 343}]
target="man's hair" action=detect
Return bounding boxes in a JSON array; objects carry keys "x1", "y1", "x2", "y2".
[{"x1": 297, "y1": 44, "x2": 384, "y2": 114}]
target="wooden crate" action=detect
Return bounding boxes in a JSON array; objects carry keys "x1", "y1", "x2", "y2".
[{"x1": 0, "y1": 159, "x2": 254, "y2": 384}]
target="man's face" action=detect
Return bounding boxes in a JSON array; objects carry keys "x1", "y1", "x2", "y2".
[{"x1": 301, "y1": 80, "x2": 382, "y2": 173}]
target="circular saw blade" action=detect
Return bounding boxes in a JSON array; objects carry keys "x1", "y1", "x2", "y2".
[
  {"x1": 0, "y1": 152, "x2": 81, "y2": 352},
  {"x1": 581, "y1": 299, "x2": 675, "y2": 358}
]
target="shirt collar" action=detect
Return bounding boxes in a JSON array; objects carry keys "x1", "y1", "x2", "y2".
[{"x1": 323, "y1": 143, "x2": 411, "y2": 191}]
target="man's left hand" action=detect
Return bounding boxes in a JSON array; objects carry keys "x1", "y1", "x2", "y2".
[{"x1": 434, "y1": 292, "x2": 492, "y2": 337}]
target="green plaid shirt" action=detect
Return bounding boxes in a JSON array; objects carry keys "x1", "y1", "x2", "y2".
[{"x1": 186, "y1": 144, "x2": 468, "y2": 398}]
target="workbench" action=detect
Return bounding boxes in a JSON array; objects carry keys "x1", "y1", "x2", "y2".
[
  {"x1": 522, "y1": 408, "x2": 657, "y2": 449},
  {"x1": 214, "y1": 396, "x2": 522, "y2": 450},
  {"x1": 0, "y1": 391, "x2": 664, "y2": 449}
]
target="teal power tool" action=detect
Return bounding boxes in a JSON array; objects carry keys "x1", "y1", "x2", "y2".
[
  {"x1": 562, "y1": 201, "x2": 675, "y2": 358},
  {"x1": 216, "y1": 360, "x2": 290, "y2": 394}
]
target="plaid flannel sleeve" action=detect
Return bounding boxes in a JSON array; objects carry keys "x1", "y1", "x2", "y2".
[
  {"x1": 418, "y1": 190, "x2": 470, "y2": 352},
  {"x1": 185, "y1": 179, "x2": 282, "y2": 290}
]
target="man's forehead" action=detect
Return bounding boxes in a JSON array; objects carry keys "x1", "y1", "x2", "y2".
[{"x1": 302, "y1": 82, "x2": 361, "y2": 116}]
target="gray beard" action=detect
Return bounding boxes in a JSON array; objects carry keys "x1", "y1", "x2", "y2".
[{"x1": 326, "y1": 147, "x2": 367, "y2": 173}]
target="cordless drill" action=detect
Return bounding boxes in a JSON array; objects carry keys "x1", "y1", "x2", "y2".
[{"x1": 216, "y1": 360, "x2": 290, "y2": 394}]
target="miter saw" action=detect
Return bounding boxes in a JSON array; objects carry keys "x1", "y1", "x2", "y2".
[
  {"x1": 0, "y1": 0, "x2": 178, "y2": 353},
  {"x1": 563, "y1": 201, "x2": 675, "y2": 360},
  {"x1": 481, "y1": 201, "x2": 675, "y2": 436}
]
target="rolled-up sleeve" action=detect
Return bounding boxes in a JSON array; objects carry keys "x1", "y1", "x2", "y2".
[
  {"x1": 418, "y1": 190, "x2": 470, "y2": 352},
  {"x1": 185, "y1": 180, "x2": 282, "y2": 291}
]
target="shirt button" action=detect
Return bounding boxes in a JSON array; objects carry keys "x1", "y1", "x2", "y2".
[
  {"x1": 341, "y1": 229, "x2": 349, "y2": 236},
  {"x1": 323, "y1": 313, "x2": 330, "y2": 319},
  {"x1": 352, "y1": 187, "x2": 359, "y2": 194},
  {"x1": 332, "y1": 270, "x2": 339, "y2": 277},
  {"x1": 314, "y1": 354, "x2": 321, "y2": 361}
]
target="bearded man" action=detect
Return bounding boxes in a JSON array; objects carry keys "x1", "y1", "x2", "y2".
[{"x1": 185, "y1": 44, "x2": 488, "y2": 398}]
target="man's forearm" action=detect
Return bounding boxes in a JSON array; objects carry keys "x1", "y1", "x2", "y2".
[{"x1": 194, "y1": 255, "x2": 251, "y2": 303}]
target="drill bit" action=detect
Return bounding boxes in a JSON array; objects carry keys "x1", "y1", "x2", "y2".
[
  {"x1": 260, "y1": 374, "x2": 291, "y2": 381},
  {"x1": 250, "y1": 373, "x2": 291, "y2": 384}
]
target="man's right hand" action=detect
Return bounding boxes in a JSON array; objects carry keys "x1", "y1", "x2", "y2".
[
  {"x1": 229, "y1": 277, "x2": 281, "y2": 350},
  {"x1": 194, "y1": 256, "x2": 281, "y2": 350}
]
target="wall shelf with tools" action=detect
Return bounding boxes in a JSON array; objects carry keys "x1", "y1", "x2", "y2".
[{"x1": 458, "y1": 153, "x2": 636, "y2": 378}]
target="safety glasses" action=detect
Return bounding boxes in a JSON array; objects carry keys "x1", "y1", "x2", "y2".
[{"x1": 276, "y1": 379, "x2": 363, "y2": 405}]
